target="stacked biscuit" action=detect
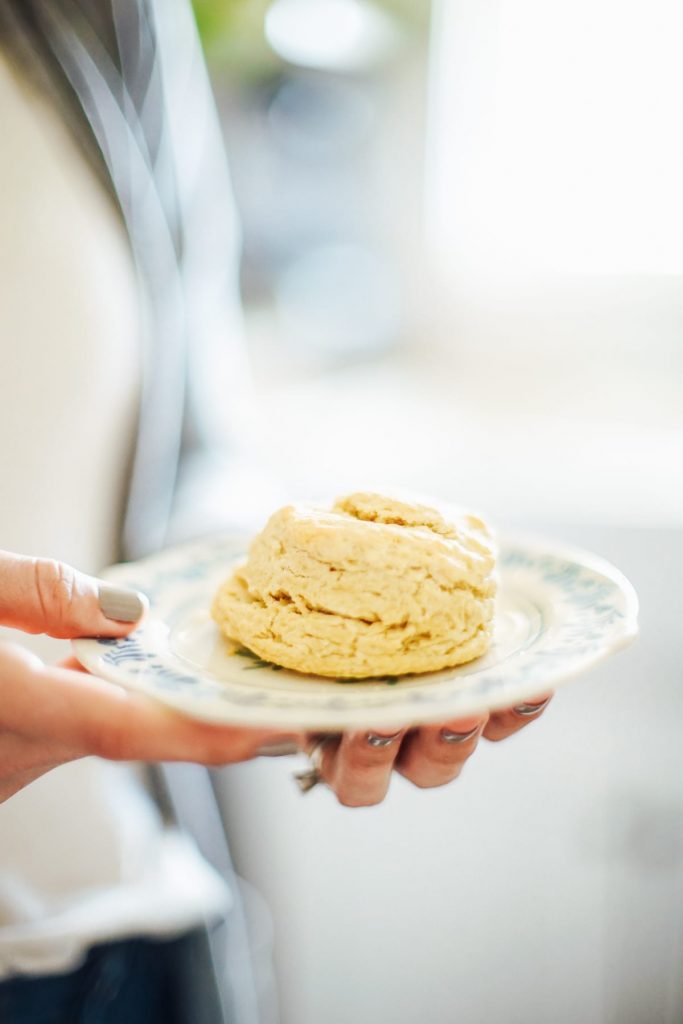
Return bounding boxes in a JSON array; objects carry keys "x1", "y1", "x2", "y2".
[{"x1": 211, "y1": 492, "x2": 497, "y2": 679}]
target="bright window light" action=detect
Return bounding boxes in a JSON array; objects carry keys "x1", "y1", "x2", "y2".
[
  {"x1": 427, "y1": 0, "x2": 683, "y2": 275},
  {"x1": 265, "y1": 0, "x2": 399, "y2": 72}
]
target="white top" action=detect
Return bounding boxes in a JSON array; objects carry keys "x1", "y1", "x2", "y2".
[{"x1": 0, "y1": 53, "x2": 230, "y2": 978}]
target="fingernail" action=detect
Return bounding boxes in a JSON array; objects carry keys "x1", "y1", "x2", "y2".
[
  {"x1": 440, "y1": 725, "x2": 480, "y2": 744},
  {"x1": 514, "y1": 697, "x2": 552, "y2": 717},
  {"x1": 366, "y1": 731, "x2": 402, "y2": 748},
  {"x1": 98, "y1": 583, "x2": 147, "y2": 623}
]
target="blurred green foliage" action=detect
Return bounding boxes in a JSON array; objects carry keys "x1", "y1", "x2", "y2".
[{"x1": 192, "y1": 0, "x2": 430, "y2": 76}]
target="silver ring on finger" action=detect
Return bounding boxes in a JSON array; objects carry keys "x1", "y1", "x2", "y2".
[{"x1": 293, "y1": 737, "x2": 331, "y2": 794}]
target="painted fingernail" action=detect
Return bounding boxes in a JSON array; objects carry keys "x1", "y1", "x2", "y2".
[
  {"x1": 440, "y1": 725, "x2": 480, "y2": 744},
  {"x1": 514, "y1": 697, "x2": 552, "y2": 717},
  {"x1": 366, "y1": 731, "x2": 402, "y2": 748},
  {"x1": 98, "y1": 583, "x2": 147, "y2": 623}
]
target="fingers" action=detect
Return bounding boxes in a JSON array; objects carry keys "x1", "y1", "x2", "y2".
[
  {"x1": 307, "y1": 693, "x2": 550, "y2": 806},
  {"x1": 483, "y1": 693, "x2": 553, "y2": 742},
  {"x1": 0, "y1": 550, "x2": 147, "y2": 639},
  {"x1": 317, "y1": 729, "x2": 405, "y2": 807},
  {"x1": 395, "y1": 715, "x2": 487, "y2": 789},
  {"x1": 0, "y1": 642, "x2": 303, "y2": 767}
]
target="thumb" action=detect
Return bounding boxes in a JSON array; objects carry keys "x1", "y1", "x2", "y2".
[{"x1": 0, "y1": 551, "x2": 147, "y2": 639}]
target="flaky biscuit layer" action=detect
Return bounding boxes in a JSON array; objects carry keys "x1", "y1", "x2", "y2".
[{"x1": 212, "y1": 492, "x2": 496, "y2": 678}]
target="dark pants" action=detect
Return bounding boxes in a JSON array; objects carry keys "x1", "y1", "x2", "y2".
[{"x1": 0, "y1": 931, "x2": 219, "y2": 1024}]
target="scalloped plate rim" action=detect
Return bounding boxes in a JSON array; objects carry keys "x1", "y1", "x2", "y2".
[{"x1": 72, "y1": 531, "x2": 639, "y2": 729}]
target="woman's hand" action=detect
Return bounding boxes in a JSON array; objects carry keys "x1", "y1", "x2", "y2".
[
  {"x1": 0, "y1": 550, "x2": 550, "y2": 809},
  {"x1": 307, "y1": 696, "x2": 553, "y2": 807},
  {"x1": 0, "y1": 552, "x2": 303, "y2": 804}
]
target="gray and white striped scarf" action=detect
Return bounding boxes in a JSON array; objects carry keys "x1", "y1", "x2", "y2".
[
  {"x1": 0, "y1": 5, "x2": 263, "y2": 1022},
  {"x1": 0, "y1": 0, "x2": 249, "y2": 561}
]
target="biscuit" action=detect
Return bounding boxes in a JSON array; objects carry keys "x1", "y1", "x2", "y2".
[{"x1": 211, "y1": 492, "x2": 496, "y2": 678}]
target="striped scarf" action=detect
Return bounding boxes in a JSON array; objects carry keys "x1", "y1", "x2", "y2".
[
  {"x1": 0, "y1": 0, "x2": 248, "y2": 560},
  {"x1": 0, "y1": 7, "x2": 262, "y2": 1022}
]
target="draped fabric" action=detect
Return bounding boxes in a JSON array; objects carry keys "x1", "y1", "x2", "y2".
[
  {"x1": 0, "y1": 0, "x2": 250, "y2": 561},
  {"x1": 0, "y1": 4, "x2": 263, "y2": 1022}
]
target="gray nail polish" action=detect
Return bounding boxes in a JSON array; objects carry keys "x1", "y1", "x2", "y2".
[
  {"x1": 440, "y1": 725, "x2": 480, "y2": 744},
  {"x1": 98, "y1": 583, "x2": 147, "y2": 623},
  {"x1": 514, "y1": 698, "x2": 551, "y2": 717},
  {"x1": 366, "y1": 731, "x2": 402, "y2": 748}
]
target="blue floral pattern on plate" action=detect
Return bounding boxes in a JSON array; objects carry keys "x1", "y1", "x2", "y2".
[{"x1": 72, "y1": 533, "x2": 639, "y2": 730}]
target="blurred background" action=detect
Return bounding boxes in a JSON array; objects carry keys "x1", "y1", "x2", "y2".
[
  {"x1": 195, "y1": 1, "x2": 683, "y2": 1022},
  {"x1": 194, "y1": 0, "x2": 683, "y2": 527}
]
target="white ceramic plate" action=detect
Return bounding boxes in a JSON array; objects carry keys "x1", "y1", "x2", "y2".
[{"x1": 72, "y1": 533, "x2": 638, "y2": 730}]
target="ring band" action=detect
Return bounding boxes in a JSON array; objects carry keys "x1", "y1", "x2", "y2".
[
  {"x1": 514, "y1": 697, "x2": 551, "y2": 717},
  {"x1": 293, "y1": 737, "x2": 331, "y2": 794},
  {"x1": 294, "y1": 766, "x2": 323, "y2": 793}
]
